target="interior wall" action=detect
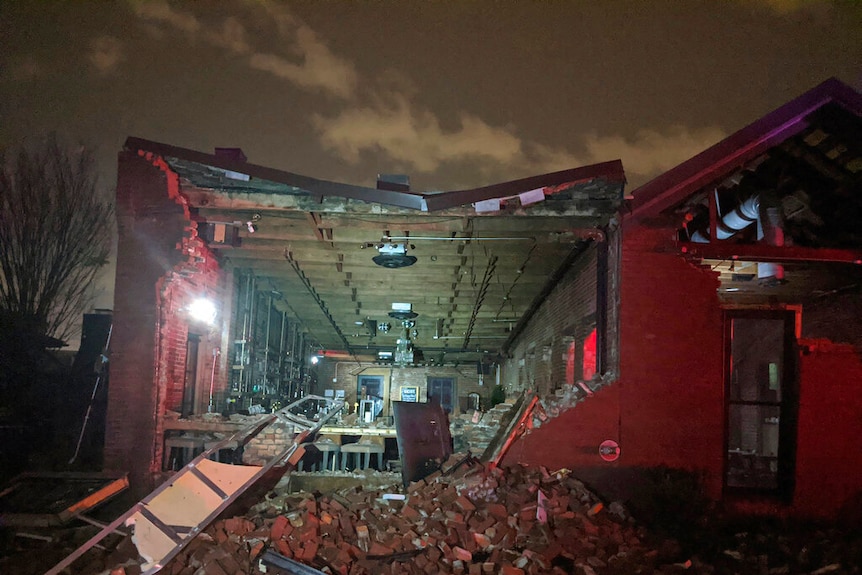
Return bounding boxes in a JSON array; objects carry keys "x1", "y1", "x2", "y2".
[
  {"x1": 501, "y1": 243, "x2": 600, "y2": 397},
  {"x1": 155, "y1": 256, "x2": 229, "y2": 418},
  {"x1": 315, "y1": 362, "x2": 488, "y2": 419}
]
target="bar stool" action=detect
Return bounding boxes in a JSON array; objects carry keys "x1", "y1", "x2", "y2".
[
  {"x1": 341, "y1": 437, "x2": 385, "y2": 471},
  {"x1": 298, "y1": 438, "x2": 341, "y2": 471},
  {"x1": 164, "y1": 434, "x2": 206, "y2": 470}
]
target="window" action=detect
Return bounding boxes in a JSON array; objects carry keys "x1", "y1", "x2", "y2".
[
  {"x1": 583, "y1": 327, "x2": 597, "y2": 381},
  {"x1": 564, "y1": 324, "x2": 597, "y2": 386},
  {"x1": 724, "y1": 309, "x2": 798, "y2": 499},
  {"x1": 427, "y1": 377, "x2": 455, "y2": 413},
  {"x1": 181, "y1": 333, "x2": 200, "y2": 417}
]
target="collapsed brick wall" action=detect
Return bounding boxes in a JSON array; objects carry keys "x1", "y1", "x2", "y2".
[
  {"x1": 243, "y1": 421, "x2": 295, "y2": 465},
  {"x1": 511, "y1": 219, "x2": 862, "y2": 518},
  {"x1": 505, "y1": 225, "x2": 727, "y2": 505}
]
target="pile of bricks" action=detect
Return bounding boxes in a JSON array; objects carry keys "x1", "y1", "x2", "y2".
[
  {"x1": 451, "y1": 403, "x2": 514, "y2": 454},
  {"x1": 127, "y1": 456, "x2": 693, "y2": 575}
]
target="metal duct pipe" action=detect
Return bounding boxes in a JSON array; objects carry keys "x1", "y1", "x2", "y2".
[
  {"x1": 691, "y1": 193, "x2": 785, "y2": 284},
  {"x1": 691, "y1": 195, "x2": 760, "y2": 243}
]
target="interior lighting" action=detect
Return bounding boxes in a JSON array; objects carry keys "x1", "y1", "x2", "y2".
[{"x1": 188, "y1": 298, "x2": 217, "y2": 325}]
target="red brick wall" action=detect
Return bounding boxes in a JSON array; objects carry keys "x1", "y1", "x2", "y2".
[
  {"x1": 106, "y1": 152, "x2": 232, "y2": 496},
  {"x1": 508, "y1": 219, "x2": 862, "y2": 518},
  {"x1": 154, "y1": 248, "x2": 227, "y2": 416},
  {"x1": 106, "y1": 153, "x2": 178, "y2": 493},
  {"x1": 794, "y1": 341, "x2": 862, "y2": 517},
  {"x1": 508, "y1": 383, "x2": 622, "y2": 471},
  {"x1": 616, "y1": 226, "x2": 725, "y2": 497},
  {"x1": 511, "y1": 226, "x2": 726, "y2": 501}
]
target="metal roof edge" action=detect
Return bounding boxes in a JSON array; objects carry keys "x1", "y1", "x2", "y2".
[{"x1": 627, "y1": 77, "x2": 862, "y2": 221}]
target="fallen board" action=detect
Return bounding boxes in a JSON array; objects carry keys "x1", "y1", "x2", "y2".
[
  {"x1": 0, "y1": 471, "x2": 129, "y2": 527},
  {"x1": 44, "y1": 395, "x2": 344, "y2": 575}
]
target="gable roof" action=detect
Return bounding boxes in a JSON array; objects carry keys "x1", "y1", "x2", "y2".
[{"x1": 628, "y1": 78, "x2": 862, "y2": 220}]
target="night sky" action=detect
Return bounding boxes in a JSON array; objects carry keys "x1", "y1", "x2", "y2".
[{"x1": 2, "y1": 0, "x2": 860, "y2": 319}]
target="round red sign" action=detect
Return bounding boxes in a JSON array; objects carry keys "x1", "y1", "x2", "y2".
[{"x1": 599, "y1": 439, "x2": 620, "y2": 462}]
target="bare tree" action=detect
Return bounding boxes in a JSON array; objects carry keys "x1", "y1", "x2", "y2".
[{"x1": 0, "y1": 135, "x2": 114, "y2": 348}]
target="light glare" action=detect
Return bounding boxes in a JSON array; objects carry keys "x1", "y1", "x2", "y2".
[{"x1": 189, "y1": 298, "x2": 217, "y2": 324}]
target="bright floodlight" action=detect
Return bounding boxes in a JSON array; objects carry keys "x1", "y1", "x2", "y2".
[
  {"x1": 310, "y1": 355, "x2": 320, "y2": 365},
  {"x1": 189, "y1": 298, "x2": 217, "y2": 324}
]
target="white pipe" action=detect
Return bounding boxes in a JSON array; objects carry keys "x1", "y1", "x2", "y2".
[
  {"x1": 690, "y1": 193, "x2": 785, "y2": 283},
  {"x1": 691, "y1": 195, "x2": 760, "y2": 243}
]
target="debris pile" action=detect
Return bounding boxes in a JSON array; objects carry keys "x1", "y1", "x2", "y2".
[
  {"x1": 5, "y1": 460, "x2": 862, "y2": 575},
  {"x1": 103, "y1": 458, "x2": 683, "y2": 575}
]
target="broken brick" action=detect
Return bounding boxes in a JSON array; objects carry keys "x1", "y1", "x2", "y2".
[
  {"x1": 270, "y1": 515, "x2": 289, "y2": 540},
  {"x1": 455, "y1": 495, "x2": 476, "y2": 512}
]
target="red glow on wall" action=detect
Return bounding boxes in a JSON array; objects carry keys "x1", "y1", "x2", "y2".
[
  {"x1": 583, "y1": 328, "x2": 597, "y2": 380},
  {"x1": 566, "y1": 340, "x2": 575, "y2": 385}
]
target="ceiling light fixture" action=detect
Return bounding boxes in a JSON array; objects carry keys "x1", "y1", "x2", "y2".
[
  {"x1": 371, "y1": 243, "x2": 416, "y2": 268},
  {"x1": 389, "y1": 302, "x2": 418, "y2": 320}
]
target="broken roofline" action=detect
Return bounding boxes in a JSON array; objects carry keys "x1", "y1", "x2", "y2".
[
  {"x1": 124, "y1": 136, "x2": 625, "y2": 212},
  {"x1": 628, "y1": 77, "x2": 862, "y2": 220}
]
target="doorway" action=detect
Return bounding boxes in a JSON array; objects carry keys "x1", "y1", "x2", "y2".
[
  {"x1": 427, "y1": 377, "x2": 455, "y2": 413},
  {"x1": 358, "y1": 375, "x2": 384, "y2": 420},
  {"x1": 724, "y1": 309, "x2": 798, "y2": 498}
]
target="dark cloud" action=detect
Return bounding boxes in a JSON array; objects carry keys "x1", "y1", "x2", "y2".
[
  {"x1": 89, "y1": 36, "x2": 124, "y2": 75},
  {"x1": 2, "y1": 0, "x2": 857, "y2": 345}
]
